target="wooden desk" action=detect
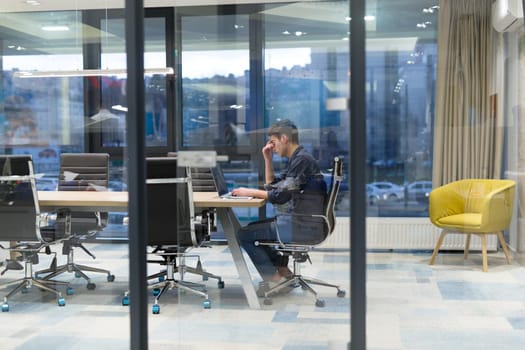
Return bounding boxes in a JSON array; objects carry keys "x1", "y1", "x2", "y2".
[
  {"x1": 38, "y1": 191, "x2": 128, "y2": 212},
  {"x1": 37, "y1": 190, "x2": 265, "y2": 309}
]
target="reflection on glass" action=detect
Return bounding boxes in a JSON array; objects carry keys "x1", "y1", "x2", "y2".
[
  {"x1": 181, "y1": 15, "x2": 250, "y2": 148},
  {"x1": 100, "y1": 17, "x2": 168, "y2": 148},
  {"x1": 263, "y1": 2, "x2": 350, "y2": 214}
]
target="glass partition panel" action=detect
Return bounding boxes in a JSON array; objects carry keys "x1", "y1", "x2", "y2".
[
  {"x1": 365, "y1": 1, "x2": 436, "y2": 218},
  {"x1": 178, "y1": 1, "x2": 351, "y2": 348},
  {"x1": 180, "y1": 14, "x2": 250, "y2": 149},
  {"x1": 100, "y1": 16, "x2": 168, "y2": 149},
  {"x1": 1, "y1": 10, "x2": 84, "y2": 178},
  {"x1": 263, "y1": 1, "x2": 350, "y2": 220},
  {"x1": 0, "y1": 4, "x2": 130, "y2": 349}
]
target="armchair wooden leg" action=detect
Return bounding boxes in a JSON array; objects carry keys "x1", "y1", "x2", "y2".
[
  {"x1": 430, "y1": 231, "x2": 447, "y2": 265},
  {"x1": 496, "y1": 231, "x2": 512, "y2": 264},
  {"x1": 481, "y1": 235, "x2": 488, "y2": 272},
  {"x1": 464, "y1": 234, "x2": 471, "y2": 260}
]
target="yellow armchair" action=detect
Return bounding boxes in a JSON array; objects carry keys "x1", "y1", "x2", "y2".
[{"x1": 429, "y1": 179, "x2": 516, "y2": 272}]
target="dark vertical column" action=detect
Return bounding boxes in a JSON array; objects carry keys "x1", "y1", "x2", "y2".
[
  {"x1": 249, "y1": 13, "x2": 267, "y2": 219},
  {"x1": 82, "y1": 10, "x2": 102, "y2": 152},
  {"x1": 350, "y1": 0, "x2": 366, "y2": 349},
  {"x1": 125, "y1": 1, "x2": 148, "y2": 350}
]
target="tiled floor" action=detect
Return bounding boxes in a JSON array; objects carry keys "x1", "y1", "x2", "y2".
[{"x1": 1, "y1": 243, "x2": 524, "y2": 350}]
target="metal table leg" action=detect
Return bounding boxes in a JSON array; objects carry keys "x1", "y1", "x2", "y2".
[{"x1": 216, "y1": 207, "x2": 260, "y2": 309}]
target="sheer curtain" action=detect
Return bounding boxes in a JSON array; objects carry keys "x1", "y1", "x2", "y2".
[{"x1": 432, "y1": 0, "x2": 502, "y2": 186}]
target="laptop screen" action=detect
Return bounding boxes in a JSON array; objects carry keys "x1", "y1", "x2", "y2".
[{"x1": 210, "y1": 164, "x2": 230, "y2": 196}]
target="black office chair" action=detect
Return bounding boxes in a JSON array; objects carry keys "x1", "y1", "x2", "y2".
[
  {"x1": 257, "y1": 156, "x2": 346, "y2": 307},
  {"x1": 35, "y1": 153, "x2": 115, "y2": 291},
  {"x1": 122, "y1": 157, "x2": 221, "y2": 314},
  {"x1": 0, "y1": 155, "x2": 69, "y2": 312},
  {"x1": 166, "y1": 152, "x2": 219, "y2": 280}
]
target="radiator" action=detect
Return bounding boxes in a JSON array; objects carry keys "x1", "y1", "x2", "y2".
[{"x1": 318, "y1": 217, "x2": 498, "y2": 251}]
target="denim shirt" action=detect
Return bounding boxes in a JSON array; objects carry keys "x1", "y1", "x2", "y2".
[{"x1": 264, "y1": 146, "x2": 328, "y2": 244}]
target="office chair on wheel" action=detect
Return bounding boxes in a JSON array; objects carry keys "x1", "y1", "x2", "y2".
[
  {"x1": 256, "y1": 156, "x2": 346, "y2": 307},
  {"x1": 122, "y1": 157, "x2": 222, "y2": 314},
  {"x1": 35, "y1": 153, "x2": 115, "y2": 291},
  {"x1": 166, "y1": 152, "x2": 220, "y2": 282},
  {"x1": 0, "y1": 155, "x2": 69, "y2": 312}
]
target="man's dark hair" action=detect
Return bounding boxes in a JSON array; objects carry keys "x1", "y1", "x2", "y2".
[{"x1": 268, "y1": 119, "x2": 299, "y2": 144}]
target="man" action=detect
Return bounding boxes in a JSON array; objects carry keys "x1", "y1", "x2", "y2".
[{"x1": 231, "y1": 119, "x2": 327, "y2": 294}]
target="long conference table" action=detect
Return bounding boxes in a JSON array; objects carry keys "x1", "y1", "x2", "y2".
[{"x1": 38, "y1": 190, "x2": 266, "y2": 309}]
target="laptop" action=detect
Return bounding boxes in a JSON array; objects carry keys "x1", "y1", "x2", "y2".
[{"x1": 210, "y1": 164, "x2": 253, "y2": 200}]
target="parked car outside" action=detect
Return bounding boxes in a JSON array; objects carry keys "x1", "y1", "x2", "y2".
[
  {"x1": 366, "y1": 184, "x2": 381, "y2": 206},
  {"x1": 406, "y1": 180, "x2": 432, "y2": 203},
  {"x1": 367, "y1": 181, "x2": 405, "y2": 201}
]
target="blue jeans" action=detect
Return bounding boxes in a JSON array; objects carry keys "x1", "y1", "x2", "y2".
[{"x1": 237, "y1": 217, "x2": 291, "y2": 281}]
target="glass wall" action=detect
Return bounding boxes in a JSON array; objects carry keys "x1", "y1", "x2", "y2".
[
  {"x1": 0, "y1": 3, "x2": 130, "y2": 349},
  {"x1": 2, "y1": 0, "x2": 523, "y2": 349}
]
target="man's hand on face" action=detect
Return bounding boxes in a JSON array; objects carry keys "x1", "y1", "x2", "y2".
[{"x1": 262, "y1": 140, "x2": 275, "y2": 159}]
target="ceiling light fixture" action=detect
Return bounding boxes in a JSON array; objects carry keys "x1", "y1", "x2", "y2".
[
  {"x1": 345, "y1": 15, "x2": 376, "y2": 21},
  {"x1": 422, "y1": 5, "x2": 440, "y2": 13},
  {"x1": 111, "y1": 105, "x2": 128, "y2": 112},
  {"x1": 13, "y1": 67, "x2": 175, "y2": 78},
  {"x1": 41, "y1": 25, "x2": 70, "y2": 31},
  {"x1": 25, "y1": 0, "x2": 41, "y2": 5},
  {"x1": 416, "y1": 21, "x2": 432, "y2": 28}
]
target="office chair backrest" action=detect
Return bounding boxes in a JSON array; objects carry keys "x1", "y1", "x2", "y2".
[
  {"x1": 167, "y1": 152, "x2": 216, "y2": 192},
  {"x1": 58, "y1": 153, "x2": 110, "y2": 191},
  {"x1": 190, "y1": 167, "x2": 217, "y2": 192},
  {"x1": 325, "y1": 156, "x2": 343, "y2": 235},
  {"x1": 0, "y1": 155, "x2": 42, "y2": 242},
  {"x1": 146, "y1": 157, "x2": 205, "y2": 247},
  {"x1": 168, "y1": 153, "x2": 211, "y2": 192},
  {"x1": 58, "y1": 153, "x2": 110, "y2": 231}
]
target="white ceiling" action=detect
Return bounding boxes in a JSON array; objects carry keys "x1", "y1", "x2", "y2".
[{"x1": 0, "y1": 0, "x2": 308, "y2": 12}]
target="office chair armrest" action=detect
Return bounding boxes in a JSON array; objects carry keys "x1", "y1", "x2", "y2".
[
  {"x1": 266, "y1": 212, "x2": 329, "y2": 248},
  {"x1": 254, "y1": 240, "x2": 312, "y2": 254}
]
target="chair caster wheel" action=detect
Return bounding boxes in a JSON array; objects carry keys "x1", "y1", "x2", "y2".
[
  {"x1": 87, "y1": 283, "x2": 96, "y2": 290},
  {"x1": 66, "y1": 287, "x2": 75, "y2": 295},
  {"x1": 2, "y1": 303, "x2": 9, "y2": 312},
  {"x1": 75, "y1": 271, "x2": 82, "y2": 278},
  {"x1": 21, "y1": 287, "x2": 29, "y2": 294},
  {"x1": 202, "y1": 275, "x2": 209, "y2": 281},
  {"x1": 122, "y1": 296, "x2": 130, "y2": 306},
  {"x1": 203, "y1": 299, "x2": 211, "y2": 309},
  {"x1": 263, "y1": 298, "x2": 273, "y2": 305},
  {"x1": 58, "y1": 297, "x2": 66, "y2": 307},
  {"x1": 337, "y1": 289, "x2": 346, "y2": 298},
  {"x1": 107, "y1": 274, "x2": 115, "y2": 282},
  {"x1": 217, "y1": 280, "x2": 225, "y2": 289},
  {"x1": 152, "y1": 304, "x2": 160, "y2": 314},
  {"x1": 315, "y1": 299, "x2": 325, "y2": 307},
  {"x1": 158, "y1": 276, "x2": 165, "y2": 282},
  {"x1": 152, "y1": 288, "x2": 160, "y2": 297}
]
